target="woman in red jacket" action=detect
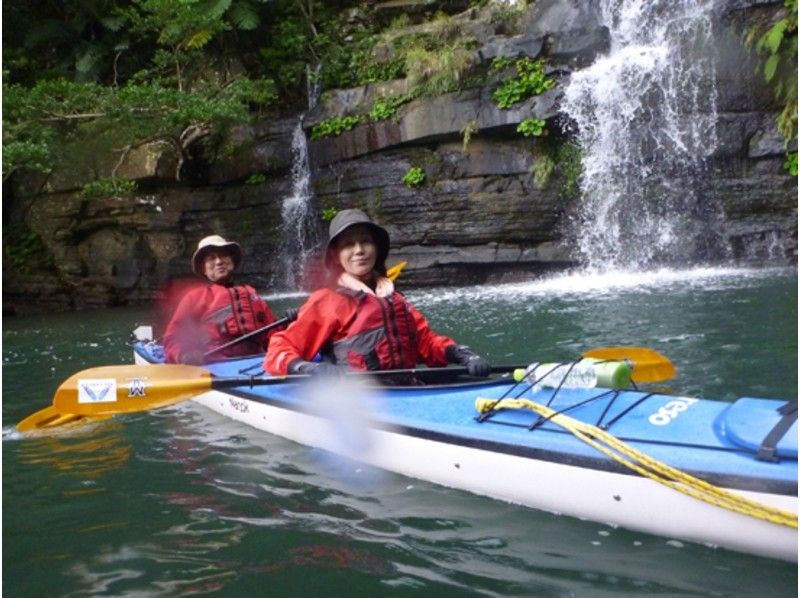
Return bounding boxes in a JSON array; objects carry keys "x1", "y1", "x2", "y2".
[
  {"x1": 164, "y1": 235, "x2": 290, "y2": 364},
  {"x1": 264, "y1": 209, "x2": 490, "y2": 380}
]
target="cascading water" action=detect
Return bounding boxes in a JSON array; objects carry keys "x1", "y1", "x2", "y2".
[
  {"x1": 273, "y1": 66, "x2": 323, "y2": 290},
  {"x1": 562, "y1": 0, "x2": 723, "y2": 271},
  {"x1": 273, "y1": 120, "x2": 317, "y2": 290}
]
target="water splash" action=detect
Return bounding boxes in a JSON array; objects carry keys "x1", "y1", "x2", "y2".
[
  {"x1": 273, "y1": 119, "x2": 319, "y2": 290},
  {"x1": 407, "y1": 267, "x2": 795, "y2": 306},
  {"x1": 562, "y1": 0, "x2": 722, "y2": 270}
]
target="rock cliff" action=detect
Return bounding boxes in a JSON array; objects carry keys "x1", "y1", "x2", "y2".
[{"x1": 3, "y1": 0, "x2": 796, "y2": 314}]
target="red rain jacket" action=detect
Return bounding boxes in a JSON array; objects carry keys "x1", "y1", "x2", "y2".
[
  {"x1": 264, "y1": 288, "x2": 454, "y2": 375},
  {"x1": 164, "y1": 282, "x2": 277, "y2": 363}
]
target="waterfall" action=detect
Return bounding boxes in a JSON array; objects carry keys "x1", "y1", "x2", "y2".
[
  {"x1": 273, "y1": 65, "x2": 323, "y2": 291},
  {"x1": 274, "y1": 120, "x2": 318, "y2": 290},
  {"x1": 561, "y1": 0, "x2": 722, "y2": 271}
]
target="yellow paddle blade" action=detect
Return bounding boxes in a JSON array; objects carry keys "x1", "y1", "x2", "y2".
[
  {"x1": 583, "y1": 346, "x2": 676, "y2": 383},
  {"x1": 16, "y1": 405, "x2": 111, "y2": 433},
  {"x1": 52, "y1": 364, "x2": 213, "y2": 416},
  {"x1": 386, "y1": 261, "x2": 407, "y2": 281}
]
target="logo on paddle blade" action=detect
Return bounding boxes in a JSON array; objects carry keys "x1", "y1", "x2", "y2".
[
  {"x1": 77, "y1": 379, "x2": 117, "y2": 404},
  {"x1": 127, "y1": 378, "x2": 147, "y2": 397}
]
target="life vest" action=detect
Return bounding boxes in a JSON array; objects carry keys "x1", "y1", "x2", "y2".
[
  {"x1": 328, "y1": 290, "x2": 419, "y2": 371},
  {"x1": 202, "y1": 283, "x2": 270, "y2": 344}
]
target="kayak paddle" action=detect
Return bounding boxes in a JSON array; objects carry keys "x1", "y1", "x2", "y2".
[
  {"x1": 583, "y1": 346, "x2": 675, "y2": 383},
  {"x1": 18, "y1": 344, "x2": 674, "y2": 430},
  {"x1": 45, "y1": 363, "x2": 522, "y2": 418},
  {"x1": 386, "y1": 261, "x2": 407, "y2": 281},
  {"x1": 16, "y1": 405, "x2": 111, "y2": 433},
  {"x1": 204, "y1": 315, "x2": 292, "y2": 359}
]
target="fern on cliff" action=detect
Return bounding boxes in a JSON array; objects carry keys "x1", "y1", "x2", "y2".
[{"x1": 750, "y1": 0, "x2": 798, "y2": 174}]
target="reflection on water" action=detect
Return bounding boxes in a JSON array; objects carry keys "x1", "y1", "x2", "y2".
[{"x1": 15, "y1": 421, "x2": 130, "y2": 479}]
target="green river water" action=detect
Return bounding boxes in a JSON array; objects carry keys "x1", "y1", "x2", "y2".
[{"x1": 3, "y1": 266, "x2": 797, "y2": 596}]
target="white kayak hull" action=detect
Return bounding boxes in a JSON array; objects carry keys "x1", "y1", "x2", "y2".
[
  {"x1": 190, "y1": 387, "x2": 797, "y2": 562},
  {"x1": 133, "y1": 347, "x2": 797, "y2": 561}
]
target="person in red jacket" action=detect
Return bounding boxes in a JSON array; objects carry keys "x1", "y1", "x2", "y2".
[
  {"x1": 164, "y1": 235, "x2": 293, "y2": 364},
  {"x1": 264, "y1": 209, "x2": 490, "y2": 381}
]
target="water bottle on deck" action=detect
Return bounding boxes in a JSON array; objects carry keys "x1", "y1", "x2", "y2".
[{"x1": 513, "y1": 358, "x2": 631, "y2": 391}]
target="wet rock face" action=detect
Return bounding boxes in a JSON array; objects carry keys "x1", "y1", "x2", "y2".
[{"x1": 3, "y1": 0, "x2": 795, "y2": 313}]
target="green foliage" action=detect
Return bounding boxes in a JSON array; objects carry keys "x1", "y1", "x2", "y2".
[
  {"x1": 488, "y1": 0, "x2": 528, "y2": 34},
  {"x1": 388, "y1": 14, "x2": 411, "y2": 30},
  {"x1": 531, "y1": 154, "x2": 555, "y2": 190},
  {"x1": 310, "y1": 115, "x2": 362, "y2": 140},
  {"x1": 3, "y1": 2, "x2": 134, "y2": 84},
  {"x1": 3, "y1": 0, "x2": 285, "y2": 182},
  {"x1": 322, "y1": 37, "x2": 406, "y2": 90},
  {"x1": 492, "y1": 58, "x2": 555, "y2": 109},
  {"x1": 2, "y1": 139, "x2": 54, "y2": 177},
  {"x1": 405, "y1": 41, "x2": 475, "y2": 96},
  {"x1": 80, "y1": 177, "x2": 138, "y2": 199},
  {"x1": 461, "y1": 119, "x2": 479, "y2": 152},
  {"x1": 402, "y1": 166, "x2": 425, "y2": 187},
  {"x1": 785, "y1": 151, "x2": 798, "y2": 176},
  {"x1": 2, "y1": 223, "x2": 55, "y2": 273},
  {"x1": 556, "y1": 142, "x2": 583, "y2": 199},
  {"x1": 3, "y1": 76, "x2": 276, "y2": 179},
  {"x1": 517, "y1": 118, "x2": 547, "y2": 137},
  {"x1": 321, "y1": 205, "x2": 338, "y2": 221},
  {"x1": 527, "y1": 141, "x2": 582, "y2": 196},
  {"x1": 256, "y1": 2, "x2": 359, "y2": 99},
  {"x1": 246, "y1": 173, "x2": 267, "y2": 185},
  {"x1": 750, "y1": 0, "x2": 797, "y2": 175},
  {"x1": 489, "y1": 56, "x2": 513, "y2": 74},
  {"x1": 369, "y1": 93, "x2": 414, "y2": 121},
  {"x1": 324, "y1": 13, "x2": 477, "y2": 93}
]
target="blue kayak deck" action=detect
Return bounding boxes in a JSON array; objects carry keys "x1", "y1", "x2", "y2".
[{"x1": 134, "y1": 344, "x2": 797, "y2": 495}]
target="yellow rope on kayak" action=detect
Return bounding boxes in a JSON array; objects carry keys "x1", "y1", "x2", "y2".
[{"x1": 475, "y1": 397, "x2": 798, "y2": 529}]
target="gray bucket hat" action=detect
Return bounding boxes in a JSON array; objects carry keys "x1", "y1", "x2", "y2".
[
  {"x1": 325, "y1": 209, "x2": 390, "y2": 275},
  {"x1": 192, "y1": 235, "x2": 242, "y2": 276}
]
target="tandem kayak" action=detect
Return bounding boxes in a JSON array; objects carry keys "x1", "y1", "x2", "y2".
[{"x1": 131, "y1": 333, "x2": 798, "y2": 562}]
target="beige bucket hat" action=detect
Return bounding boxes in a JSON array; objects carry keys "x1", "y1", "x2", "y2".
[{"x1": 192, "y1": 235, "x2": 242, "y2": 276}]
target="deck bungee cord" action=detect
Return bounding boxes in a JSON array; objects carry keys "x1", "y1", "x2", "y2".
[
  {"x1": 477, "y1": 358, "x2": 636, "y2": 424},
  {"x1": 475, "y1": 373, "x2": 798, "y2": 529}
]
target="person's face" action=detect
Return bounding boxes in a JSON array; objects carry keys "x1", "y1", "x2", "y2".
[
  {"x1": 203, "y1": 249, "x2": 235, "y2": 283},
  {"x1": 336, "y1": 225, "x2": 376, "y2": 281}
]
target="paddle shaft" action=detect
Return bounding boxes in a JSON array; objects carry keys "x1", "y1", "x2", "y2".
[
  {"x1": 210, "y1": 364, "x2": 524, "y2": 389},
  {"x1": 204, "y1": 316, "x2": 290, "y2": 358}
]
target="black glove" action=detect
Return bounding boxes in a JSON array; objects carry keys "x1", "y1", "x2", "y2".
[
  {"x1": 283, "y1": 307, "x2": 299, "y2": 322},
  {"x1": 446, "y1": 344, "x2": 491, "y2": 377},
  {"x1": 288, "y1": 359, "x2": 346, "y2": 377}
]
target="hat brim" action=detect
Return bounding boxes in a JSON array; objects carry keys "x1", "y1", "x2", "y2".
[
  {"x1": 192, "y1": 243, "x2": 242, "y2": 277},
  {"x1": 325, "y1": 222, "x2": 389, "y2": 276}
]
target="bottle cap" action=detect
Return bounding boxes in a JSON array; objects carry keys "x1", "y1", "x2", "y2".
[{"x1": 588, "y1": 358, "x2": 632, "y2": 389}]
